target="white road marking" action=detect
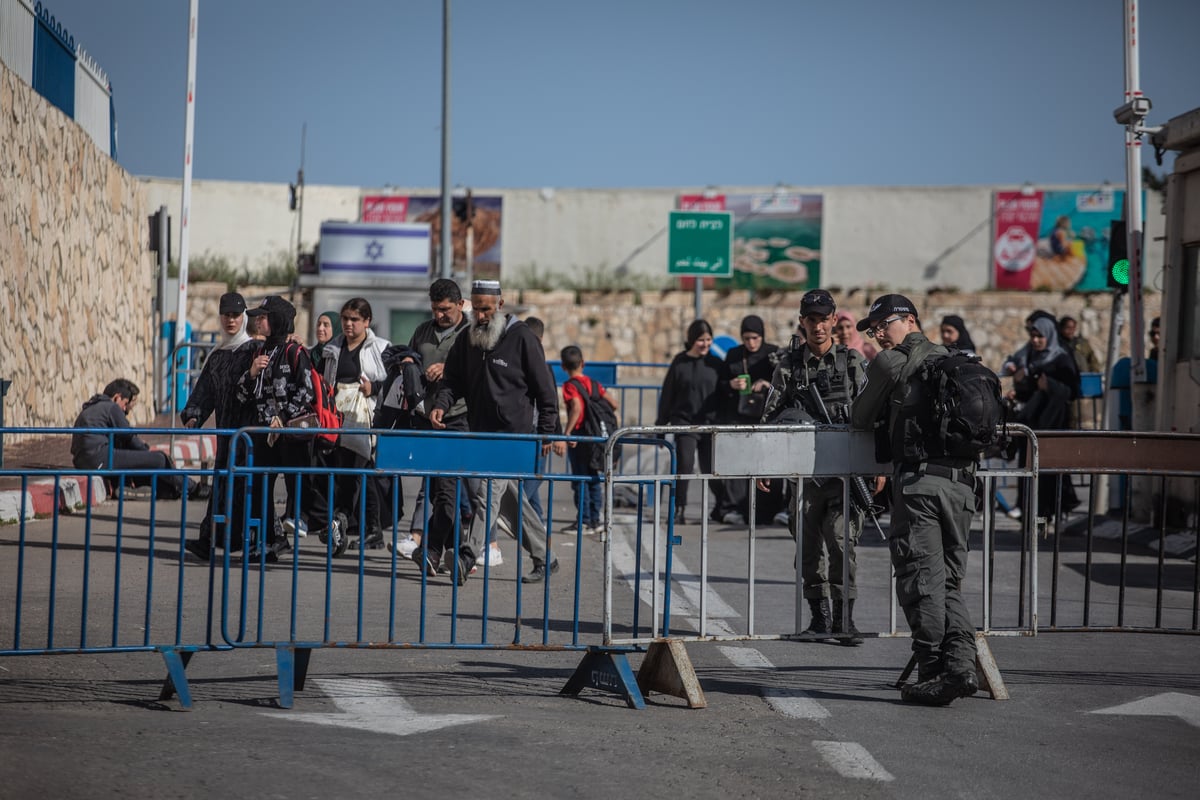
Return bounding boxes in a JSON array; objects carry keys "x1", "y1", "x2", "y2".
[
  {"x1": 717, "y1": 646, "x2": 830, "y2": 719},
  {"x1": 813, "y1": 740, "x2": 895, "y2": 781},
  {"x1": 717, "y1": 645, "x2": 774, "y2": 669},
  {"x1": 269, "y1": 678, "x2": 499, "y2": 736},
  {"x1": 610, "y1": 520, "x2": 740, "y2": 636},
  {"x1": 1091, "y1": 692, "x2": 1200, "y2": 728}
]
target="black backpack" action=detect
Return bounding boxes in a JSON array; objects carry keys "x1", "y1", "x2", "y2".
[
  {"x1": 896, "y1": 345, "x2": 1004, "y2": 462},
  {"x1": 566, "y1": 376, "x2": 620, "y2": 471}
]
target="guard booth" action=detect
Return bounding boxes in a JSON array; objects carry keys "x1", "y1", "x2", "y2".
[
  {"x1": 1149, "y1": 106, "x2": 1200, "y2": 525},
  {"x1": 298, "y1": 221, "x2": 434, "y2": 345}
]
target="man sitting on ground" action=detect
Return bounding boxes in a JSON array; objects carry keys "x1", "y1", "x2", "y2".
[{"x1": 71, "y1": 378, "x2": 207, "y2": 500}]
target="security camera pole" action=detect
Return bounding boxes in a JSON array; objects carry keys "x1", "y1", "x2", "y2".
[{"x1": 1114, "y1": 0, "x2": 1161, "y2": 383}]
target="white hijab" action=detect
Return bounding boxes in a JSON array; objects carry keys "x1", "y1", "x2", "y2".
[{"x1": 219, "y1": 313, "x2": 251, "y2": 351}]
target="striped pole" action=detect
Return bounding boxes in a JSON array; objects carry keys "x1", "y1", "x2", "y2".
[{"x1": 175, "y1": 0, "x2": 199, "y2": 346}]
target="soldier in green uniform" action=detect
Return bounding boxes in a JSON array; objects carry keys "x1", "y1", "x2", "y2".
[
  {"x1": 850, "y1": 294, "x2": 979, "y2": 706},
  {"x1": 761, "y1": 289, "x2": 868, "y2": 645}
]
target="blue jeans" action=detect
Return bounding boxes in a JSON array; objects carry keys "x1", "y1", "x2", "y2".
[
  {"x1": 568, "y1": 446, "x2": 603, "y2": 528},
  {"x1": 522, "y1": 477, "x2": 545, "y2": 524}
]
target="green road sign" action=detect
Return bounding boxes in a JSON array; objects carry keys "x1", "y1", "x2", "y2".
[{"x1": 668, "y1": 210, "x2": 733, "y2": 276}]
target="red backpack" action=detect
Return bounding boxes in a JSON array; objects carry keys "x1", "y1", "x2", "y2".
[{"x1": 284, "y1": 342, "x2": 342, "y2": 449}]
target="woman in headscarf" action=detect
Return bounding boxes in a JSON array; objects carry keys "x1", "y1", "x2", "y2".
[
  {"x1": 310, "y1": 311, "x2": 340, "y2": 365},
  {"x1": 834, "y1": 311, "x2": 875, "y2": 361},
  {"x1": 182, "y1": 292, "x2": 259, "y2": 561},
  {"x1": 235, "y1": 295, "x2": 317, "y2": 559},
  {"x1": 715, "y1": 315, "x2": 782, "y2": 524},
  {"x1": 656, "y1": 319, "x2": 729, "y2": 525},
  {"x1": 939, "y1": 314, "x2": 977, "y2": 355},
  {"x1": 1003, "y1": 314, "x2": 1081, "y2": 517}
]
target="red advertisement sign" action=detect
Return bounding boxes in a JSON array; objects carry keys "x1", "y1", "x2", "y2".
[
  {"x1": 678, "y1": 194, "x2": 727, "y2": 211},
  {"x1": 992, "y1": 191, "x2": 1044, "y2": 290},
  {"x1": 361, "y1": 195, "x2": 409, "y2": 223}
]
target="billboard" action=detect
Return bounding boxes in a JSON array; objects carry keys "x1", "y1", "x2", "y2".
[
  {"x1": 679, "y1": 192, "x2": 823, "y2": 290},
  {"x1": 359, "y1": 195, "x2": 504, "y2": 279},
  {"x1": 993, "y1": 189, "x2": 1126, "y2": 291}
]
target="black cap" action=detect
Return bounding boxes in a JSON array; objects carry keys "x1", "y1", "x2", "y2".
[
  {"x1": 856, "y1": 294, "x2": 918, "y2": 332},
  {"x1": 799, "y1": 289, "x2": 836, "y2": 316},
  {"x1": 218, "y1": 292, "x2": 246, "y2": 315},
  {"x1": 246, "y1": 295, "x2": 294, "y2": 318}
]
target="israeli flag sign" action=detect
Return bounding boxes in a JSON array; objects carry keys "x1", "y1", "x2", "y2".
[{"x1": 318, "y1": 221, "x2": 431, "y2": 275}]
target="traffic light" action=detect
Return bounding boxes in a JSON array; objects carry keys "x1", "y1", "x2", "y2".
[{"x1": 1107, "y1": 219, "x2": 1129, "y2": 290}]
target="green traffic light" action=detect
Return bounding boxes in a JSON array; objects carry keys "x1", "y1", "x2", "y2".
[{"x1": 1111, "y1": 258, "x2": 1130, "y2": 286}]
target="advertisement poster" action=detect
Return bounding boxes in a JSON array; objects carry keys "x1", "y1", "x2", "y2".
[
  {"x1": 407, "y1": 195, "x2": 504, "y2": 279},
  {"x1": 360, "y1": 195, "x2": 409, "y2": 223},
  {"x1": 993, "y1": 190, "x2": 1125, "y2": 291},
  {"x1": 357, "y1": 195, "x2": 504, "y2": 278},
  {"x1": 679, "y1": 193, "x2": 823, "y2": 290}
]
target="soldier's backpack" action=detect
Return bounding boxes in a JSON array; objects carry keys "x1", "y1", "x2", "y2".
[
  {"x1": 895, "y1": 344, "x2": 1004, "y2": 462},
  {"x1": 566, "y1": 376, "x2": 621, "y2": 471},
  {"x1": 283, "y1": 342, "x2": 343, "y2": 450}
]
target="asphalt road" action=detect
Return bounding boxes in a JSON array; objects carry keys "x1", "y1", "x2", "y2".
[{"x1": 1, "y1": 487, "x2": 1198, "y2": 799}]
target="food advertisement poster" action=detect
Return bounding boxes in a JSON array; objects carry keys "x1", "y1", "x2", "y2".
[
  {"x1": 992, "y1": 189, "x2": 1126, "y2": 291},
  {"x1": 679, "y1": 193, "x2": 823, "y2": 289}
]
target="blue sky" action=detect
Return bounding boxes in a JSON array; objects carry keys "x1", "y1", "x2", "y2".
[{"x1": 39, "y1": 0, "x2": 1200, "y2": 189}]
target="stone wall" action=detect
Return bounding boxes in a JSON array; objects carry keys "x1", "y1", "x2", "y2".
[
  {"x1": 186, "y1": 282, "x2": 1157, "y2": 386},
  {"x1": 0, "y1": 61, "x2": 153, "y2": 439}
]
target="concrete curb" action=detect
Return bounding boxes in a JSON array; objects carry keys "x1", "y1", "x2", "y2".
[
  {"x1": 150, "y1": 434, "x2": 217, "y2": 470},
  {"x1": 0, "y1": 475, "x2": 107, "y2": 524},
  {"x1": 0, "y1": 433, "x2": 213, "y2": 524}
]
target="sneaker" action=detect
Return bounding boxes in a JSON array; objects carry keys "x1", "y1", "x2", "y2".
[
  {"x1": 349, "y1": 528, "x2": 385, "y2": 551},
  {"x1": 411, "y1": 549, "x2": 439, "y2": 577},
  {"x1": 559, "y1": 522, "x2": 583, "y2": 535},
  {"x1": 479, "y1": 546, "x2": 503, "y2": 567},
  {"x1": 1005, "y1": 508, "x2": 1022, "y2": 520},
  {"x1": 267, "y1": 536, "x2": 292, "y2": 563},
  {"x1": 901, "y1": 670, "x2": 979, "y2": 706},
  {"x1": 722, "y1": 511, "x2": 746, "y2": 525},
  {"x1": 388, "y1": 536, "x2": 419, "y2": 559},
  {"x1": 442, "y1": 551, "x2": 473, "y2": 585},
  {"x1": 773, "y1": 510, "x2": 790, "y2": 527},
  {"x1": 522, "y1": 559, "x2": 560, "y2": 584},
  {"x1": 282, "y1": 517, "x2": 309, "y2": 538}
]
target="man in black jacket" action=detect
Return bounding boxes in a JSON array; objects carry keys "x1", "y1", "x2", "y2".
[
  {"x1": 429, "y1": 280, "x2": 560, "y2": 585},
  {"x1": 71, "y1": 378, "x2": 204, "y2": 501}
]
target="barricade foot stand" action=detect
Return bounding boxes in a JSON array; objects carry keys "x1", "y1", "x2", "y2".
[
  {"x1": 275, "y1": 646, "x2": 313, "y2": 709},
  {"x1": 973, "y1": 633, "x2": 1009, "y2": 700},
  {"x1": 893, "y1": 634, "x2": 1008, "y2": 701},
  {"x1": 157, "y1": 647, "x2": 195, "y2": 709},
  {"x1": 636, "y1": 639, "x2": 707, "y2": 709},
  {"x1": 561, "y1": 647, "x2": 647, "y2": 709}
]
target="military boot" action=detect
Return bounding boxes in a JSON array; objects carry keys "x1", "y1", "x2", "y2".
[
  {"x1": 832, "y1": 598, "x2": 864, "y2": 646},
  {"x1": 800, "y1": 598, "x2": 832, "y2": 640},
  {"x1": 901, "y1": 670, "x2": 979, "y2": 706}
]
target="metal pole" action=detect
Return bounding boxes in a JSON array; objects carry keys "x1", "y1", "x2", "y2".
[
  {"x1": 693, "y1": 280, "x2": 702, "y2": 320},
  {"x1": 1123, "y1": 0, "x2": 1146, "y2": 381},
  {"x1": 296, "y1": 123, "x2": 306, "y2": 271},
  {"x1": 175, "y1": 0, "x2": 199, "y2": 346},
  {"x1": 439, "y1": 0, "x2": 453, "y2": 279},
  {"x1": 156, "y1": 205, "x2": 169, "y2": 411}
]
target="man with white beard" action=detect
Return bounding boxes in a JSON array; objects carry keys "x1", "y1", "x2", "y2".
[{"x1": 429, "y1": 280, "x2": 561, "y2": 585}]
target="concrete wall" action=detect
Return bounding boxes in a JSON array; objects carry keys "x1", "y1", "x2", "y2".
[
  {"x1": 138, "y1": 178, "x2": 1165, "y2": 294},
  {"x1": 0, "y1": 60, "x2": 153, "y2": 437}
]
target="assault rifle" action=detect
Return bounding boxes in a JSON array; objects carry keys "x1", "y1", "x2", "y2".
[{"x1": 807, "y1": 384, "x2": 887, "y2": 541}]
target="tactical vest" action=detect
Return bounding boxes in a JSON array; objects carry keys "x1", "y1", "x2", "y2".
[
  {"x1": 785, "y1": 344, "x2": 857, "y2": 423},
  {"x1": 890, "y1": 337, "x2": 943, "y2": 463}
]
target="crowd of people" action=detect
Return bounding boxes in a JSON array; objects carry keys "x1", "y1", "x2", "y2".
[
  {"x1": 71, "y1": 278, "x2": 1158, "y2": 706},
  {"x1": 128, "y1": 280, "x2": 591, "y2": 585}
]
